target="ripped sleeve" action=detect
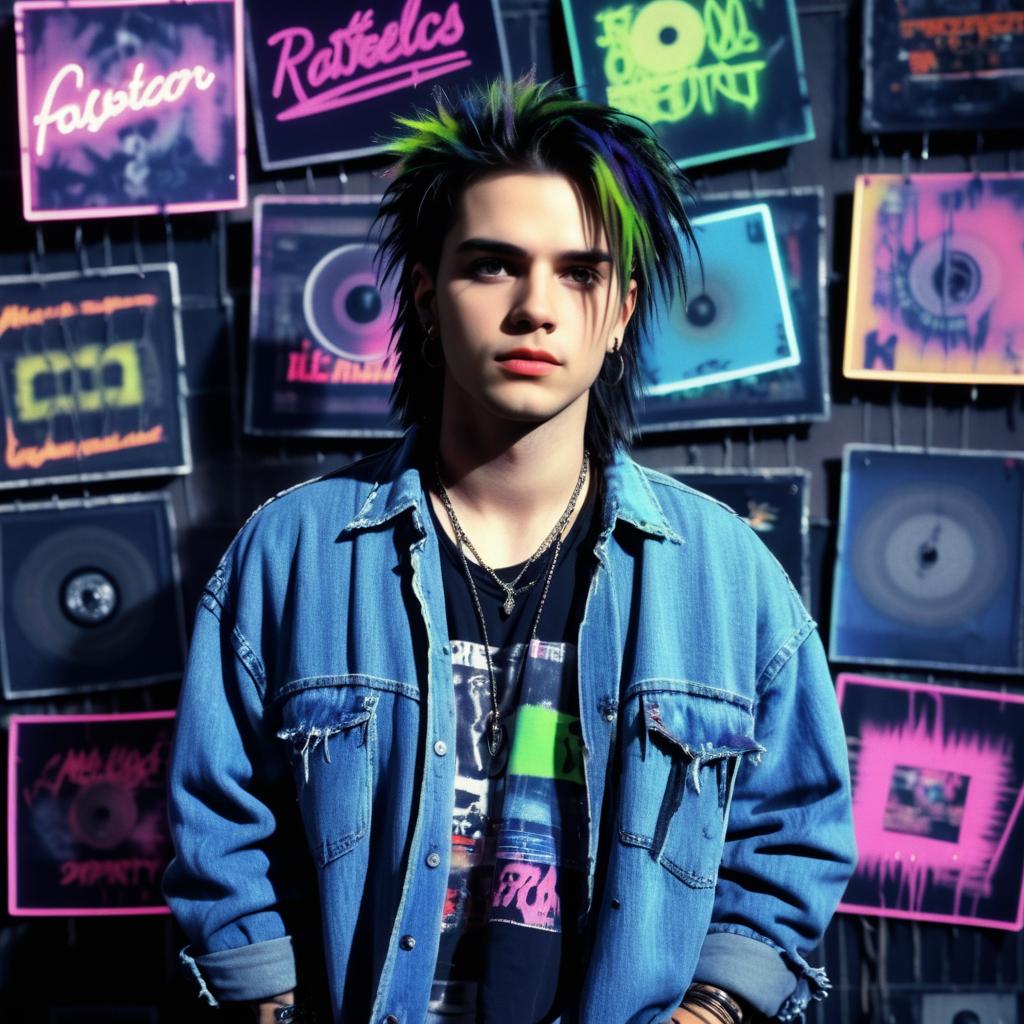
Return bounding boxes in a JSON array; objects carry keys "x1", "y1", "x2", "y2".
[
  {"x1": 694, "y1": 622, "x2": 858, "y2": 1021},
  {"x1": 162, "y1": 596, "x2": 307, "y2": 1005}
]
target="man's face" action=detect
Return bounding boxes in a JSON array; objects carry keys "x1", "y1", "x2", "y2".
[{"x1": 414, "y1": 171, "x2": 637, "y2": 430}]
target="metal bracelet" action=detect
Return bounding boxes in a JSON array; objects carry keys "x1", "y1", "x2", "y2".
[{"x1": 684, "y1": 983, "x2": 745, "y2": 1024}]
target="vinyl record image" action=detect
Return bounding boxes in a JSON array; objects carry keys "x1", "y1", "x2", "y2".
[
  {"x1": 643, "y1": 204, "x2": 800, "y2": 395},
  {"x1": 665, "y1": 469, "x2": 809, "y2": 603},
  {"x1": 844, "y1": 174, "x2": 1024, "y2": 385},
  {"x1": 837, "y1": 674, "x2": 1024, "y2": 931},
  {"x1": 0, "y1": 494, "x2": 186, "y2": 698},
  {"x1": 8, "y1": 712, "x2": 175, "y2": 914},
  {"x1": 863, "y1": 0, "x2": 1024, "y2": 134},
  {"x1": 246, "y1": 197, "x2": 401, "y2": 437},
  {"x1": 638, "y1": 188, "x2": 829, "y2": 432},
  {"x1": 302, "y1": 243, "x2": 393, "y2": 362},
  {"x1": 561, "y1": 0, "x2": 814, "y2": 168},
  {"x1": 0, "y1": 265, "x2": 191, "y2": 488},
  {"x1": 830, "y1": 446, "x2": 1024, "y2": 673}
]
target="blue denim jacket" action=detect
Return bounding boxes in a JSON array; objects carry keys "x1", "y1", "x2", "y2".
[{"x1": 163, "y1": 428, "x2": 856, "y2": 1024}]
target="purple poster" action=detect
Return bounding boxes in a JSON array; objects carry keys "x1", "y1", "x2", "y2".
[
  {"x1": 838, "y1": 673, "x2": 1024, "y2": 931},
  {"x1": 15, "y1": 0, "x2": 246, "y2": 221}
]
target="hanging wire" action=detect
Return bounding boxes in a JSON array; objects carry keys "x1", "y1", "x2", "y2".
[
  {"x1": 338, "y1": 162, "x2": 348, "y2": 187},
  {"x1": 687, "y1": 443, "x2": 701, "y2": 468},
  {"x1": 74, "y1": 225, "x2": 90, "y2": 274},
  {"x1": 306, "y1": 166, "x2": 317, "y2": 194},
  {"x1": 862, "y1": 397, "x2": 872, "y2": 442},
  {"x1": 786, "y1": 432, "x2": 796, "y2": 468},
  {"x1": 746, "y1": 427, "x2": 756, "y2": 468},
  {"x1": 890, "y1": 384, "x2": 901, "y2": 447},
  {"x1": 723, "y1": 435, "x2": 733, "y2": 469},
  {"x1": 924, "y1": 385, "x2": 934, "y2": 451},
  {"x1": 960, "y1": 388, "x2": 976, "y2": 448}
]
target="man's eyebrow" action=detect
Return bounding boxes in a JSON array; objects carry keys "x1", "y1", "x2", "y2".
[{"x1": 455, "y1": 237, "x2": 612, "y2": 264}]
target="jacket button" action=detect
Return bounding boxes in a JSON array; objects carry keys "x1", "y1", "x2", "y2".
[
  {"x1": 399, "y1": 934, "x2": 416, "y2": 951},
  {"x1": 426, "y1": 852, "x2": 441, "y2": 868},
  {"x1": 433, "y1": 740, "x2": 448, "y2": 756}
]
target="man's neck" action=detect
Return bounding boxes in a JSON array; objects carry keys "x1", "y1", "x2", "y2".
[{"x1": 429, "y1": 400, "x2": 593, "y2": 570}]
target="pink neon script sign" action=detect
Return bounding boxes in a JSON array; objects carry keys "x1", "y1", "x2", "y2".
[
  {"x1": 33, "y1": 61, "x2": 217, "y2": 157},
  {"x1": 268, "y1": 0, "x2": 469, "y2": 119}
]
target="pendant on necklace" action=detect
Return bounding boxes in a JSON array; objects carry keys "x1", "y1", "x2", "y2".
[
  {"x1": 502, "y1": 592, "x2": 515, "y2": 616},
  {"x1": 486, "y1": 713, "x2": 504, "y2": 757}
]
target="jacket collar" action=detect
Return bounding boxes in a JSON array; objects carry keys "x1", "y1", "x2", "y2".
[{"x1": 341, "y1": 426, "x2": 680, "y2": 543}]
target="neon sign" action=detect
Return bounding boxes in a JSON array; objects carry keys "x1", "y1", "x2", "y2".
[
  {"x1": 14, "y1": 0, "x2": 246, "y2": 221},
  {"x1": 247, "y1": 0, "x2": 509, "y2": 168},
  {"x1": 595, "y1": 0, "x2": 765, "y2": 124},
  {"x1": 33, "y1": 61, "x2": 217, "y2": 158},
  {"x1": 0, "y1": 266, "x2": 189, "y2": 489}
]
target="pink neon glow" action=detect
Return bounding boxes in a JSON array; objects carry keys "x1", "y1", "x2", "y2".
[
  {"x1": 7, "y1": 711, "x2": 175, "y2": 917},
  {"x1": 33, "y1": 60, "x2": 216, "y2": 157},
  {"x1": 837, "y1": 674, "x2": 1024, "y2": 930},
  {"x1": 267, "y1": 0, "x2": 468, "y2": 121},
  {"x1": 14, "y1": 0, "x2": 246, "y2": 221}
]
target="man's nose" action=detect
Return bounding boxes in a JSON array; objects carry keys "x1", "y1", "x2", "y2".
[{"x1": 508, "y1": 267, "x2": 557, "y2": 334}]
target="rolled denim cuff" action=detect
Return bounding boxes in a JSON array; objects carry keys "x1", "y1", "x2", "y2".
[
  {"x1": 693, "y1": 929, "x2": 801, "y2": 1018},
  {"x1": 182, "y1": 936, "x2": 297, "y2": 1005}
]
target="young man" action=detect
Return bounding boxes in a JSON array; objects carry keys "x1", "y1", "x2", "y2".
[{"x1": 164, "y1": 80, "x2": 856, "y2": 1024}]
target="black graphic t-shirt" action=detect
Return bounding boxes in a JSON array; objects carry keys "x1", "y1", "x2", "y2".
[{"x1": 427, "y1": 477, "x2": 599, "y2": 1024}]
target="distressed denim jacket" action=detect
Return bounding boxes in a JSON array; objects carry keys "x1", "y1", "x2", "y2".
[{"x1": 163, "y1": 428, "x2": 857, "y2": 1024}]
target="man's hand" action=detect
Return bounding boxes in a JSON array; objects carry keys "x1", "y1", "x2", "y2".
[{"x1": 670, "y1": 1008, "x2": 709, "y2": 1024}]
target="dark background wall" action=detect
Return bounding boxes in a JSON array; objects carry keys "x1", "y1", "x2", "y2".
[{"x1": 0, "y1": 0, "x2": 1021, "y2": 1020}]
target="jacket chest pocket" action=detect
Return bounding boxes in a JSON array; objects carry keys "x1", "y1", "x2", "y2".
[
  {"x1": 618, "y1": 684, "x2": 763, "y2": 888},
  {"x1": 276, "y1": 686, "x2": 377, "y2": 867}
]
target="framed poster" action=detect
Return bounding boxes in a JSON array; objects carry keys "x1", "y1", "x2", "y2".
[
  {"x1": 246, "y1": 196, "x2": 401, "y2": 437},
  {"x1": 8, "y1": 711, "x2": 175, "y2": 915},
  {"x1": 837, "y1": 673, "x2": 1024, "y2": 931},
  {"x1": 919, "y1": 993, "x2": 1018, "y2": 1024},
  {"x1": 0, "y1": 264, "x2": 191, "y2": 489},
  {"x1": 639, "y1": 188, "x2": 828, "y2": 432},
  {"x1": 640, "y1": 203, "x2": 800, "y2": 419},
  {"x1": 246, "y1": 0, "x2": 511, "y2": 169},
  {"x1": 829, "y1": 445, "x2": 1024, "y2": 675},
  {"x1": 863, "y1": 1, "x2": 1024, "y2": 134},
  {"x1": 844, "y1": 174, "x2": 1024, "y2": 385},
  {"x1": 560, "y1": 0, "x2": 814, "y2": 168},
  {"x1": 14, "y1": 0, "x2": 246, "y2": 221},
  {"x1": 0, "y1": 493, "x2": 186, "y2": 700},
  {"x1": 664, "y1": 468, "x2": 810, "y2": 603}
]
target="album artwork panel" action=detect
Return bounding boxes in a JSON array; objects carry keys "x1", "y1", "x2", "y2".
[
  {"x1": 8, "y1": 711, "x2": 175, "y2": 915},
  {"x1": 837, "y1": 674, "x2": 1024, "y2": 930},
  {"x1": 246, "y1": 197, "x2": 401, "y2": 437},
  {"x1": 246, "y1": 0, "x2": 511, "y2": 169},
  {"x1": 639, "y1": 189, "x2": 828, "y2": 432},
  {"x1": 560, "y1": 0, "x2": 814, "y2": 168},
  {"x1": 0, "y1": 494, "x2": 186, "y2": 699},
  {"x1": 863, "y1": 0, "x2": 1024, "y2": 133},
  {"x1": 14, "y1": 0, "x2": 246, "y2": 220},
  {"x1": 844, "y1": 174, "x2": 1024, "y2": 385},
  {"x1": 919, "y1": 993, "x2": 1019, "y2": 1024},
  {"x1": 641, "y1": 204, "x2": 800, "y2": 421},
  {"x1": 830, "y1": 445, "x2": 1024, "y2": 674},
  {"x1": 0, "y1": 265, "x2": 190, "y2": 489},
  {"x1": 665, "y1": 469, "x2": 809, "y2": 603}
]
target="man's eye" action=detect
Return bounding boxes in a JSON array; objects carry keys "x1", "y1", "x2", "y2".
[
  {"x1": 566, "y1": 266, "x2": 600, "y2": 287},
  {"x1": 472, "y1": 259, "x2": 508, "y2": 278}
]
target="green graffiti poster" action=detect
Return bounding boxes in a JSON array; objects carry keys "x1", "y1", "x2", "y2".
[{"x1": 560, "y1": 0, "x2": 814, "y2": 167}]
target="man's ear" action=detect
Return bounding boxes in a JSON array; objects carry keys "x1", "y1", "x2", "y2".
[
  {"x1": 611, "y1": 277, "x2": 639, "y2": 352},
  {"x1": 411, "y1": 262, "x2": 437, "y2": 327}
]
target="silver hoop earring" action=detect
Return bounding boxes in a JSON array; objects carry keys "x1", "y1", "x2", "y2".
[
  {"x1": 420, "y1": 323, "x2": 443, "y2": 369},
  {"x1": 602, "y1": 341, "x2": 624, "y2": 386}
]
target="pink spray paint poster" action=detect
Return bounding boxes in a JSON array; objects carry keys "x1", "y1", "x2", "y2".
[
  {"x1": 7, "y1": 711, "x2": 175, "y2": 916},
  {"x1": 14, "y1": 0, "x2": 246, "y2": 221},
  {"x1": 837, "y1": 673, "x2": 1024, "y2": 931}
]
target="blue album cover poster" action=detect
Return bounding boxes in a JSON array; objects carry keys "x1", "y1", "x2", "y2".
[
  {"x1": 560, "y1": 0, "x2": 814, "y2": 168},
  {"x1": 246, "y1": 0, "x2": 511, "y2": 169},
  {"x1": 863, "y1": 0, "x2": 1024, "y2": 133},
  {"x1": 246, "y1": 197, "x2": 401, "y2": 437},
  {"x1": 639, "y1": 189, "x2": 827, "y2": 432},
  {"x1": 640, "y1": 203, "x2": 800, "y2": 413},
  {"x1": 0, "y1": 266, "x2": 190, "y2": 489},
  {"x1": 830, "y1": 445, "x2": 1024, "y2": 674},
  {"x1": 666, "y1": 469, "x2": 809, "y2": 603}
]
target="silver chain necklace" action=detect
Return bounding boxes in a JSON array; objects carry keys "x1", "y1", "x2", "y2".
[
  {"x1": 433, "y1": 451, "x2": 590, "y2": 755},
  {"x1": 434, "y1": 450, "x2": 590, "y2": 616}
]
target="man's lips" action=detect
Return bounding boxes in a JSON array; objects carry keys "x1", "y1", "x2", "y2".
[{"x1": 495, "y1": 347, "x2": 560, "y2": 365}]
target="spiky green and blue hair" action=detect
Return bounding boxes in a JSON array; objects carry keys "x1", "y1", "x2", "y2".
[{"x1": 374, "y1": 76, "x2": 695, "y2": 458}]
